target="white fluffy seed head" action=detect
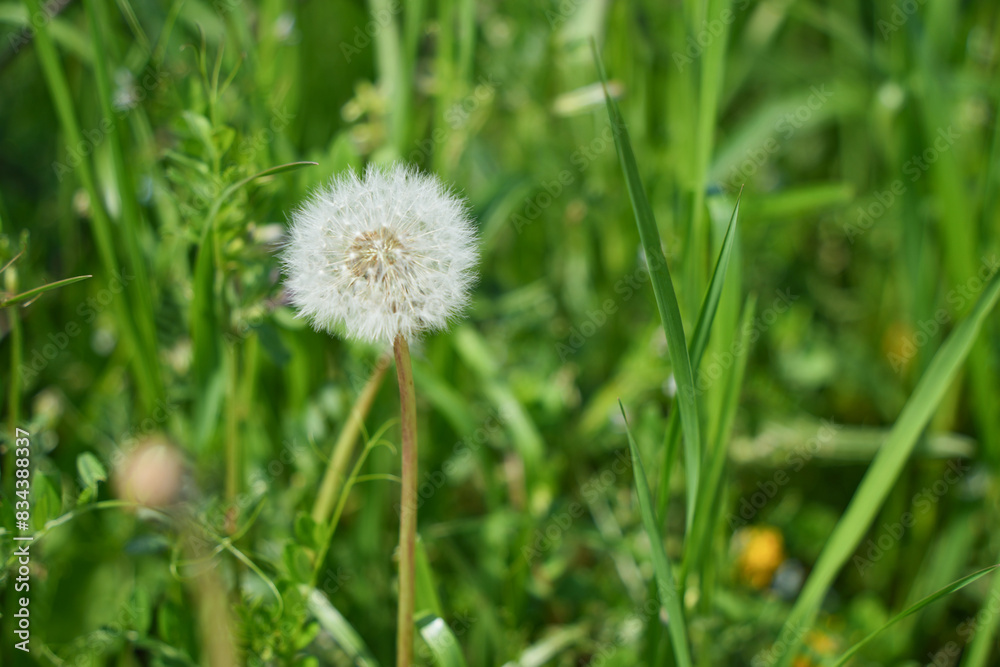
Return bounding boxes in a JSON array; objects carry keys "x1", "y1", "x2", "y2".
[{"x1": 281, "y1": 164, "x2": 479, "y2": 344}]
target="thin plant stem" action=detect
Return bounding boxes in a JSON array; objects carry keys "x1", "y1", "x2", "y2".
[
  {"x1": 184, "y1": 525, "x2": 240, "y2": 667},
  {"x1": 2, "y1": 280, "x2": 22, "y2": 667},
  {"x1": 6, "y1": 300, "x2": 21, "y2": 487},
  {"x1": 225, "y1": 344, "x2": 240, "y2": 519},
  {"x1": 393, "y1": 335, "x2": 417, "y2": 667},
  {"x1": 309, "y1": 429, "x2": 397, "y2": 587},
  {"x1": 311, "y1": 353, "x2": 391, "y2": 524}
]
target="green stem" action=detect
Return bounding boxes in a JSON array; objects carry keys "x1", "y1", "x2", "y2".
[
  {"x1": 225, "y1": 344, "x2": 240, "y2": 509},
  {"x1": 311, "y1": 353, "x2": 390, "y2": 524},
  {"x1": 2, "y1": 292, "x2": 21, "y2": 667},
  {"x1": 6, "y1": 302, "x2": 21, "y2": 485},
  {"x1": 394, "y1": 335, "x2": 417, "y2": 667}
]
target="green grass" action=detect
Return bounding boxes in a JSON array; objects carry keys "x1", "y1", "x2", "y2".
[{"x1": 2, "y1": 1, "x2": 1000, "y2": 666}]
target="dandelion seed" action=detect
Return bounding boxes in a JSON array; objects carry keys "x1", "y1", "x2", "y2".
[{"x1": 281, "y1": 163, "x2": 479, "y2": 344}]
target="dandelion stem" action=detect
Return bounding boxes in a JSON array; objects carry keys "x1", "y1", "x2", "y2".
[
  {"x1": 312, "y1": 353, "x2": 390, "y2": 525},
  {"x1": 393, "y1": 334, "x2": 417, "y2": 667}
]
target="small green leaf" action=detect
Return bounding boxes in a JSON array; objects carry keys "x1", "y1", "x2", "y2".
[
  {"x1": 31, "y1": 472, "x2": 61, "y2": 530},
  {"x1": 182, "y1": 111, "x2": 216, "y2": 157},
  {"x1": 77, "y1": 486, "x2": 96, "y2": 506},
  {"x1": 283, "y1": 542, "x2": 313, "y2": 584},
  {"x1": 293, "y1": 622, "x2": 321, "y2": 652},
  {"x1": 77, "y1": 452, "x2": 108, "y2": 489},
  {"x1": 294, "y1": 512, "x2": 321, "y2": 552}
]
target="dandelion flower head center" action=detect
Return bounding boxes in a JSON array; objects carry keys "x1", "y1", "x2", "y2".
[{"x1": 346, "y1": 226, "x2": 406, "y2": 283}]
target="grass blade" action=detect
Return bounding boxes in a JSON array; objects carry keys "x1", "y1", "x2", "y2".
[
  {"x1": 683, "y1": 294, "x2": 757, "y2": 584},
  {"x1": 689, "y1": 190, "x2": 742, "y2": 366},
  {"x1": 23, "y1": 0, "x2": 160, "y2": 409},
  {"x1": 1, "y1": 274, "x2": 91, "y2": 307},
  {"x1": 412, "y1": 537, "x2": 466, "y2": 666},
  {"x1": 962, "y1": 552, "x2": 1000, "y2": 667},
  {"x1": 658, "y1": 192, "x2": 742, "y2": 518},
  {"x1": 619, "y1": 401, "x2": 693, "y2": 667},
  {"x1": 595, "y1": 42, "x2": 703, "y2": 529},
  {"x1": 502, "y1": 626, "x2": 587, "y2": 667},
  {"x1": 831, "y1": 565, "x2": 999, "y2": 667},
  {"x1": 307, "y1": 587, "x2": 381, "y2": 667},
  {"x1": 416, "y1": 612, "x2": 469, "y2": 667},
  {"x1": 772, "y1": 269, "x2": 1000, "y2": 667},
  {"x1": 84, "y1": 0, "x2": 162, "y2": 399}
]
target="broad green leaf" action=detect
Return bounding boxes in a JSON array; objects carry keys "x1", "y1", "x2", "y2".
[
  {"x1": 831, "y1": 565, "x2": 999, "y2": 666},
  {"x1": 773, "y1": 269, "x2": 1000, "y2": 667},
  {"x1": 619, "y1": 401, "x2": 693, "y2": 667},
  {"x1": 595, "y1": 43, "x2": 703, "y2": 529}
]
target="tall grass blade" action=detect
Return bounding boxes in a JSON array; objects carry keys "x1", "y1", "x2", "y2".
[
  {"x1": 684, "y1": 294, "x2": 757, "y2": 583},
  {"x1": 773, "y1": 270, "x2": 1000, "y2": 667},
  {"x1": 307, "y1": 587, "x2": 381, "y2": 667},
  {"x1": 689, "y1": 191, "x2": 742, "y2": 365},
  {"x1": 962, "y1": 553, "x2": 1000, "y2": 667},
  {"x1": 595, "y1": 42, "x2": 703, "y2": 529},
  {"x1": 23, "y1": 0, "x2": 160, "y2": 408},
  {"x1": 619, "y1": 401, "x2": 693, "y2": 667},
  {"x1": 831, "y1": 565, "x2": 999, "y2": 667},
  {"x1": 1, "y1": 274, "x2": 91, "y2": 307},
  {"x1": 84, "y1": 0, "x2": 163, "y2": 399},
  {"x1": 658, "y1": 192, "x2": 742, "y2": 518},
  {"x1": 416, "y1": 612, "x2": 469, "y2": 667}
]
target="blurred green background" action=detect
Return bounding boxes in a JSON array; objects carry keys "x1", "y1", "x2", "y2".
[{"x1": 1, "y1": 0, "x2": 1000, "y2": 665}]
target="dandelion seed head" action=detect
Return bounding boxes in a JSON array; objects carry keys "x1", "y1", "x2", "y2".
[{"x1": 281, "y1": 163, "x2": 479, "y2": 343}]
